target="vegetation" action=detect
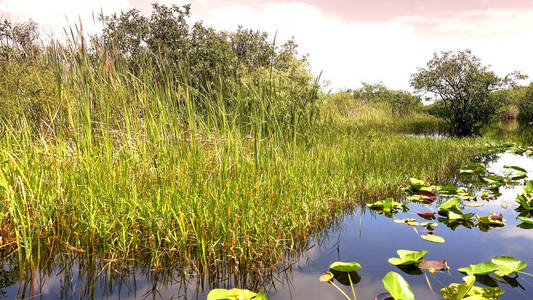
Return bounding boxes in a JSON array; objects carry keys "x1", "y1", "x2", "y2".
[
  {"x1": 3, "y1": 8, "x2": 533, "y2": 300},
  {"x1": 0, "y1": 8, "x2": 491, "y2": 274},
  {"x1": 411, "y1": 49, "x2": 524, "y2": 136}
]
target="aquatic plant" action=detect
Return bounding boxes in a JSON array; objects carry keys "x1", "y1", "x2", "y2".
[
  {"x1": 321, "y1": 261, "x2": 362, "y2": 300},
  {"x1": 207, "y1": 288, "x2": 267, "y2": 300},
  {"x1": 382, "y1": 271, "x2": 415, "y2": 300}
]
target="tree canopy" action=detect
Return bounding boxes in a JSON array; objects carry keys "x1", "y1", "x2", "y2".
[{"x1": 410, "y1": 49, "x2": 523, "y2": 136}]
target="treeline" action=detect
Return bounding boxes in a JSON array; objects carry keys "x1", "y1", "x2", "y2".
[{"x1": 0, "y1": 4, "x2": 320, "y2": 137}]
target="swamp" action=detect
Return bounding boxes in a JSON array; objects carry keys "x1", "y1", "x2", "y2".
[{"x1": 1, "y1": 3, "x2": 533, "y2": 300}]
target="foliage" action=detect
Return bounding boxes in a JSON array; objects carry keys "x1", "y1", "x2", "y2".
[
  {"x1": 411, "y1": 49, "x2": 523, "y2": 136},
  {"x1": 382, "y1": 271, "x2": 415, "y2": 300},
  {"x1": 349, "y1": 82, "x2": 422, "y2": 116},
  {"x1": 519, "y1": 83, "x2": 533, "y2": 121}
]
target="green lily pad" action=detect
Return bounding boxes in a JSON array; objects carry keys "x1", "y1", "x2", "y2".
[
  {"x1": 440, "y1": 275, "x2": 476, "y2": 300},
  {"x1": 382, "y1": 271, "x2": 415, "y2": 300},
  {"x1": 491, "y1": 256, "x2": 527, "y2": 277},
  {"x1": 420, "y1": 234, "x2": 445, "y2": 243},
  {"x1": 329, "y1": 261, "x2": 362, "y2": 273},
  {"x1": 458, "y1": 262, "x2": 500, "y2": 275},
  {"x1": 388, "y1": 250, "x2": 427, "y2": 266},
  {"x1": 207, "y1": 289, "x2": 267, "y2": 300}
]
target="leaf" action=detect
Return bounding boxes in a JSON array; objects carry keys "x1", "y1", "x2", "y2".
[
  {"x1": 458, "y1": 262, "x2": 500, "y2": 275},
  {"x1": 420, "y1": 234, "x2": 445, "y2": 243},
  {"x1": 504, "y1": 165, "x2": 527, "y2": 173},
  {"x1": 207, "y1": 289, "x2": 266, "y2": 300},
  {"x1": 382, "y1": 271, "x2": 415, "y2": 300},
  {"x1": 419, "y1": 259, "x2": 447, "y2": 271},
  {"x1": 329, "y1": 261, "x2": 362, "y2": 272},
  {"x1": 414, "y1": 190, "x2": 437, "y2": 202},
  {"x1": 491, "y1": 256, "x2": 527, "y2": 276},
  {"x1": 465, "y1": 202, "x2": 484, "y2": 207},
  {"x1": 440, "y1": 275, "x2": 476, "y2": 300},
  {"x1": 417, "y1": 211, "x2": 436, "y2": 220},
  {"x1": 439, "y1": 198, "x2": 461, "y2": 214},
  {"x1": 388, "y1": 250, "x2": 428, "y2": 265},
  {"x1": 518, "y1": 216, "x2": 533, "y2": 225}
]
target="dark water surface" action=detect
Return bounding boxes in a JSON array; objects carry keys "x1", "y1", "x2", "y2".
[{"x1": 2, "y1": 152, "x2": 533, "y2": 299}]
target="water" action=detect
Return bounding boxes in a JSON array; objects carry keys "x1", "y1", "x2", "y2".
[{"x1": 2, "y1": 152, "x2": 533, "y2": 299}]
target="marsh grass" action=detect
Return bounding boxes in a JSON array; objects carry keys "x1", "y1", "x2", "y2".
[{"x1": 0, "y1": 38, "x2": 489, "y2": 274}]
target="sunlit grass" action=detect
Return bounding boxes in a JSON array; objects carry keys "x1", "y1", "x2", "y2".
[{"x1": 0, "y1": 43, "x2": 489, "y2": 272}]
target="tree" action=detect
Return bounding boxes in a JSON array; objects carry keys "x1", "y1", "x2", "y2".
[
  {"x1": 519, "y1": 83, "x2": 533, "y2": 121},
  {"x1": 410, "y1": 49, "x2": 523, "y2": 136}
]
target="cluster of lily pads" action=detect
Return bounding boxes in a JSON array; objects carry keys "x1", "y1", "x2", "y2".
[
  {"x1": 206, "y1": 145, "x2": 532, "y2": 300},
  {"x1": 319, "y1": 250, "x2": 531, "y2": 300}
]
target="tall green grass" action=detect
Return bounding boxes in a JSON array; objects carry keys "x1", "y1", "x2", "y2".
[{"x1": 0, "y1": 39, "x2": 488, "y2": 273}]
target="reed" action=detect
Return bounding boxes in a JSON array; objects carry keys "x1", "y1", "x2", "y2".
[{"x1": 0, "y1": 37, "x2": 488, "y2": 272}]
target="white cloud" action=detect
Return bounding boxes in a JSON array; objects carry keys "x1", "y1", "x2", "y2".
[{"x1": 1, "y1": 1, "x2": 532, "y2": 90}]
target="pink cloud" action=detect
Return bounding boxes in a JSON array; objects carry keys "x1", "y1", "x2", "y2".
[{"x1": 128, "y1": 0, "x2": 533, "y2": 22}]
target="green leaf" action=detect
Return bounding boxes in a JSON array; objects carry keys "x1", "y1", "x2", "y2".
[
  {"x1": 439, "y1": 198, "x2": 461, "y2": 213},
  {"x1": 491, "y1": 256, "x2": 527, "y2": 276},
  {"x1": 329, "y1": 261, "x2": 362, "y2": 272},
  {"x1": 207, "y1": 289, "x2": 266, "y2": 300},
  {"x1": 440, "y1": 275, "x2": 476, "y2": 300},
  {"x1": 458, "y1": 262, "x2": 500, "y2": 275},
  {"x1": 420, "y1": 234, "x2": 445, "y2": 243},
  {"x1": 382, "y1": 271, "x2": 415, "y2": 300},
  {"x1": 518, "y1": 216, "x2": 533, "y2": 225},
  {"x1": 388, "y1": 250, "x2": 427, "y2": 265}
]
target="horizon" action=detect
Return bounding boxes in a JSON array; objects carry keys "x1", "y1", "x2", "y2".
[{"x1": 1, "y1": 0, "x2": 532, "y2": 91}]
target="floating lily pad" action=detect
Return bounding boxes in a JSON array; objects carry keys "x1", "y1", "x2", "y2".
[
  {"x1": 419, "y1": 259, "x2": 447, "y2": 271},
  {"x1": 420, "y1": 234, "x2": 445, "y2": 243},
  {"x1": 382, "y1": 271, "x2": 415, "y2": 300},
  {"x1": 417, "y1": 211, "x2": 436, "y2": 220},
  {"x1": 491, "y1": 256, "x2": 527, "y2": 277},
  {"x1": 207, "y1": 289, "x2": 267, "y2": 300},
  {"x1": 388, "y1": 250, "x2": 428, "y2": 266},
  {"x1": 458, "y1": 262, "x2": 500, "y2": 275},
  {"x1": 329, "y1": 261, "x2": 362, "y2": 273}
]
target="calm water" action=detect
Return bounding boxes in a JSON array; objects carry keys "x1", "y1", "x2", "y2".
[{"x1": 2, "y1": 152, "x2": 533, "y2": 299}]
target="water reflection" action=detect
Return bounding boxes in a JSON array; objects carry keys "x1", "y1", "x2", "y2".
[{"x1": 2, "y1": 151, "x2": 533, "y2": 299}]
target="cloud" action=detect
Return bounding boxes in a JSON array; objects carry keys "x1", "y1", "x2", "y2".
[{"x1": 1, "y1": 0, "x2": 532, "y2": 90}]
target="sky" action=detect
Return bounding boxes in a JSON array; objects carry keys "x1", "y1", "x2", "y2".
[{"x1": 1, "y1": 0, "x2": 533, "y2": 91}]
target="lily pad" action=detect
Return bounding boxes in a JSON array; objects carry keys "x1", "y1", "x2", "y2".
[
  {"x1": 458, "y1": 262, "x2": 500, "y2": 275},
  {"x1": 419, "y1": 259, "x2": 448, "y2": 271},
  {"x1": 388, "y1": 250, "x2": 428, "y2": 266},
  {"x1": 207, "y1": 289, "x2": 267, "y2": 300},
  {"x1": 417, "y1": 211, "x2": 436, "y2": 220},
  {"x1": 382, "y1": 271, "x2": 415, "y2": 300},
  {"x1": 420, "y1": 234, "x2": 445, "y2": 243},
  {"x1": 491, "y1": 256, "x2": 527, "y2": 277},
  {"x1": 440, "y1": 275, "x2": 476, "y2": 300},
  {"x1": 329, "y1": 261, "x2": 362, "y2": 273}
]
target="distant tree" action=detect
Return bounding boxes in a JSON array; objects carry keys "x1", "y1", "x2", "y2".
[
  {"x1": 350, "y1": 82, "x2": 421, "y2": 116},
  {"x1": 0, "y1": 19, "x2": 39, "y2": 59},
  {"x1": 519, "y1": 83, "x2": 533, "y2": 121},
  {"x1": 411, "y1": 49, "x2": 523, "y2": 136}
]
